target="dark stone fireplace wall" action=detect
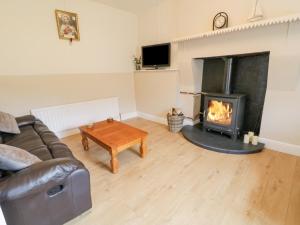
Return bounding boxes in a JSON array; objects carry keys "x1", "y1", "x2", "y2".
[{"x1": 200, "y1": 52, "x2": 270, "y2": 135}]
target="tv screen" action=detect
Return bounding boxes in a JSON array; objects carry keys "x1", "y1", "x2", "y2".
[{"x1": 142, "y1": 43, "x2": 170, "y2": 68}]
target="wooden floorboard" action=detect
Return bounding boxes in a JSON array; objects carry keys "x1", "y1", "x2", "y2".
[
  {"x1": 63, "y1": 118, "x2": 300, "y2": 225},
  {"x1": 285, "y1": 159, "x2": 300, "y2": 225}
]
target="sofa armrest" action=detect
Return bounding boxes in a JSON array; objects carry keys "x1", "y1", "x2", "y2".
[
  {"x1": 0, "y1": 158, "x2": 84, "y2": 202},
  {"x1": 16, "y1": 115, "x2": 36, "y2": 127}
]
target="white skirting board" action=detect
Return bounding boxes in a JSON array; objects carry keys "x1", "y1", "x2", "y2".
[
  {"x1": 120, "y1": 112, "x2": 138, "y2": 121},
  {"x1": 136, "y1": 112, "x2": 300, "y2": 156},
  {"x1": 137, "y1": 112, "x2": 168, "y2": 125},
  {"x1": 137, "y1": 111, "x2": 199, "y2": 126},
  {"x1": 259, "y1": 138, "x2": 300, "y2": 156}
]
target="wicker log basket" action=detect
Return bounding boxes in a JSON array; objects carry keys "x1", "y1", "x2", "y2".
[{"x1": 167, "y1": 108, "x2": 185, "y2": 133}]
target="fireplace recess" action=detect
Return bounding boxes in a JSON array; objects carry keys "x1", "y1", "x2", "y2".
[{"x1": 182, "y1": 54, "x2": 266, "y2": 154}]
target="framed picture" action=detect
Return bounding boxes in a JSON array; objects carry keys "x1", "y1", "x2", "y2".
[{"x1": 55, "y1": 9, "x2": 80, "y2": 41}]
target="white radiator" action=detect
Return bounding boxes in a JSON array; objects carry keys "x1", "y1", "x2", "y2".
[{"x1": 31, "y1": 97, "x2": 120, "y2": 138}]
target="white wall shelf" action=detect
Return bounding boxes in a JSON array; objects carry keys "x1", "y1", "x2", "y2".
[{"x1": 172, "y1": 14, "x2": 300, "y2": 43}]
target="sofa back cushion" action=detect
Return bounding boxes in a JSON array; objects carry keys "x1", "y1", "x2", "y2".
[
  {"x1": 4, "y1": 125, "x2": 53, "y2": 161},
  {"x1": 2, "y1": 116, "x2": 74, "y2": 162},
  {"x1": 16, "y1": 115, "x2": 36, "y2": 127},
  {"x1": 34, "y1": 121, "x2": 74, "y2": 159}
]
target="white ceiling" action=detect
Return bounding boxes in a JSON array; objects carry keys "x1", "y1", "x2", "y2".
[{"x1": 93, "y1": 0, "x2": 159, "y2": 14}]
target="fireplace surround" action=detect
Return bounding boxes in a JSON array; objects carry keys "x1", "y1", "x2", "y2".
[{"x1": 182, "y1": 52, "x2": 269, "y2": 154}]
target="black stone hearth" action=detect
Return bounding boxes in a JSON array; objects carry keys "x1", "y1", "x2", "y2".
[{"x1": 182, "y1": 125, "x2": 264, "y2": 154}]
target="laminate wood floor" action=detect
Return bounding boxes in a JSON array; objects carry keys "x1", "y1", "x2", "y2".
[{"x1": 64, "y1": 118, "x2": 300, "y2": 225}]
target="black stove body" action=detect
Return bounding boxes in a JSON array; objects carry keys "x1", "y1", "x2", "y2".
[{"x1": 203, "y1": 58, "x2": 246, "y2": 139}]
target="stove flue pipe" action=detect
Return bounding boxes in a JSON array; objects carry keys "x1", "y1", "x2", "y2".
[{"x1": 223, "y1": 57, "x2": 233, "y2": 95}]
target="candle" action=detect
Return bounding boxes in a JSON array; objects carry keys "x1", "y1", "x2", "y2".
[
  {"x1": 244, "y1": 134, "x2": 250, "y2": 144},
  {"x1": 248, "y1": 131, "x2": 254, "y2": 142},
  {"x1": 248, "y1": 131, "x2": 254, "y2": 137},
  {"x1": 252, "y1": 136, "x2": 258, "y2": 145}
]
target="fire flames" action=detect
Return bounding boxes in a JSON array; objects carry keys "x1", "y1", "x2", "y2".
[{"x1": 207, "y1": 100, "x2": 233, "y2": 125}]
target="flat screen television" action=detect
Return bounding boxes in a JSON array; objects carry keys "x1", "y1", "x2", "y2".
[{"x1": 142, "y1": 43, "x2": 170, "y2": 69}]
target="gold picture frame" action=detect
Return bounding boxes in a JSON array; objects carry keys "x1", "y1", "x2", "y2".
[{"x1": 55, "y1": 9, "x2": 80, "y2": 41}]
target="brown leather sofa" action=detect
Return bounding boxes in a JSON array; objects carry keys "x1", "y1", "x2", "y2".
[{"x1": 0, "y1": 115, "x2": 92, "y2": 225}]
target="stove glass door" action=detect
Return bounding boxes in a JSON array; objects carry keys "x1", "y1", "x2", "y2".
[{"x1": 206, "y1": 99, "x2": 233, "y2": 126}]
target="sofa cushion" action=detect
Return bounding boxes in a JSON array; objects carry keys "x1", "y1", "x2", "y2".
[
  {"x1": 26, "y1": 145, "x2": 54, "y2": 161},
  {"x1": 0, "y1": 144, "x2": 42, "y2": 171},
  {"x1": 4, "y1": 126, "x2": 53, "y2": 161},
  {"x1": 0, "y1": 112, "x2": 20, "y2": 134},
  {"x1": 49, "y1": 142, "x2": 74, "y2": 158},
  {"x1": 34, "y1": 120, "x2": 50, "y2": 134},
  {"x1": 3, "y1": 116, "x2": 74, "y2": 161},
  {"x1": 34, "y1": 122, "x2": 74, "y2": 159},
  {"x1": 38, "y1": 130, "x2": 60, "y2": 144},
  {"x1": 16, "y1": 115, "x2": 36, "y2": 127}
]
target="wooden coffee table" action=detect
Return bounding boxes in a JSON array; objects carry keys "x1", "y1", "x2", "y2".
[{"x1": 79, "y1": 120, "x2": 148, "y2": 173}]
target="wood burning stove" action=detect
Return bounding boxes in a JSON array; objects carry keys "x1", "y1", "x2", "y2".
[{"x1": 203, "y1": 58, "x2": 246, "y2": 139}]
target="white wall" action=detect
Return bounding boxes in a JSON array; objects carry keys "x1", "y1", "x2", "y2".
[
  {"x1": 138, "y1": 0, "x2": 300, "y2": 44},
  {"x1": 134, "y1": 70, "x2": 179, "y2": 118},
  {"x1": 136, "y1": 0, "x2": 300, "y2": 149},
  {"x1": 0, "y1": 73, "x2": 136, "y2": 116},
  {"x1": 176, "y1": 0, "x2": 300, "y2": 37},
  {"x1": 0, "y1": 0, "x2": 138, "y2": 116},
  {"x1": 0, "y1": 0, "x2": 137, "y2": 75},
  {"x1": 138, "y1": 0, "x2": 177, "y2": 45}
]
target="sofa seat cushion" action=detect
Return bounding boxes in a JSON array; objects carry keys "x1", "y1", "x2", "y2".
[
  {"x1": 26, "y1": 145, "x2": 54, "y2": 161},
  {"x1": 3, "y1": 126, "x2": 53, "y2": 161},
  {"x1": 49, "y1": 142, "x2": 73, "y2": 158}
]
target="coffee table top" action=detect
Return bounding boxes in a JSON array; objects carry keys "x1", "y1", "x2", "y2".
[{"x1": 79, "y1": 120, "x2": 148, "y2": 150}]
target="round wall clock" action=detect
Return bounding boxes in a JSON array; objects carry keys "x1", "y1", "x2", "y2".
[{"x1": 213, "y1": 12, "x2": 229, "y2": 30}]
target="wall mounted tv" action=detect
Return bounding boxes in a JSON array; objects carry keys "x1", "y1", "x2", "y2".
[{"x1": 142, "y1": 43, "x2": 171, "y2": 69}]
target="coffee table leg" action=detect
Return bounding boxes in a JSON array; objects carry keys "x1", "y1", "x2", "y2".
[
  {"x1": 81, "y1": 134, "x2": 89, "y2": 151},
  {"x1": 110, "y1": 149, "x2": 119, "y2": 174},
  {"x1": 140, "y1": 137, "x2": 147, "y2": 158}
]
